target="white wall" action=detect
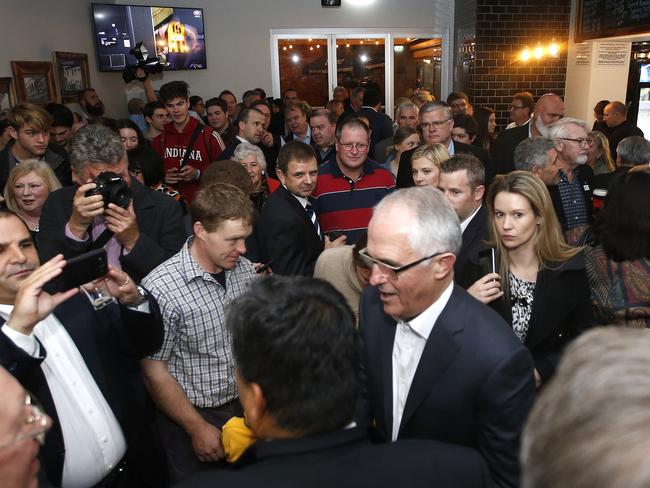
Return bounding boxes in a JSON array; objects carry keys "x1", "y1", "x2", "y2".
[{"x1": 1, "y1": 0, "x2": 450, "y2": 117}]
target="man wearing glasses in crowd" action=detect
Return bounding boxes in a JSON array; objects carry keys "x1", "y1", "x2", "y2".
[
  {"x1": 312, "y1": 117, "x2": 395, "y2": 245},
  {"x1": 546, "y1": 117, "x2": 594, "y2": 245},
  {"x1": 356, "y1": 186, "x2": 535, "y2": 488},
  {"x1": 506, "y1": 92, "x2": 535, "y2": 130},
  {"x1": 395, "y1": 101, "x2": 489, "y2": 188}
]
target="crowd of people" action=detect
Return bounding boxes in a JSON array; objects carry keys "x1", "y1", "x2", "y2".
[{"x1": 0, "y1": 77, "x2": 649, "y2": 488}]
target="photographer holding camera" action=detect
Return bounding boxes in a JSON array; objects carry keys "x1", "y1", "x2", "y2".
[{"x1": 38, "y1": 124, "x2": 187, "y2": 283}]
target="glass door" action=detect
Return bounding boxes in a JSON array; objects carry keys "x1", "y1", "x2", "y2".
[{"x1": 277, "y1": 37, "x2": 329, "y2": 108}]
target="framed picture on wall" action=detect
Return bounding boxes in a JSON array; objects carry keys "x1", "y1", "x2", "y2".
[
  {"x1": 53, "y1": 51, "x2": 91, "y2": 103},
  {"x1": 11, "y1": 61, "x2": 57, "y2": 105},
  {"x1": 0, "y1": 77, "x2": 16, "y2": 112}
]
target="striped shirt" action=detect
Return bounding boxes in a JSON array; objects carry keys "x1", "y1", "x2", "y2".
[
  {"x1": 312, "y1": 159, "x2": 395, "y2": 244},
  {"x1": 143, "y1": 238, "x2": 256, "y2": 408}
]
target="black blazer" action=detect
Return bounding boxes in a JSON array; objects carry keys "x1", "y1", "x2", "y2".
[
  {"x1": 257, "y1": 185, "x2": 323, "y2": 276},
  {"x1": 0, "y1": 294, "x2": 168, "y2": 487},
  {"x1": 37, "y1": 178, "x2": 187, "y2": 283},
  {"x1": 357, "y1": 284, "x2": 535, "y2": 488},
  {"x1": 492, "y1": 254, "x2": 593, "y2": 383},
  {"x1": 359, "y1": 107, "x2": 393, "y2": 159},
  {"x1": 455, "y1": 205, "x2": 489, "y2": 289},
  {"x1": 175, "y1": 427, "x2": 493, "y2": 488},
  {"x1": 547, "y1": 164, "x2": 594, "y2": 232},
  {"x1": 219, "y1": 138, "x2": 242, "y2": 160},
  {"x1": 395, "y1": 141, "x2": 490, "y2": 188},
  {"x1": 490, "y1": 122, "x2": 529, "y2": 176}
]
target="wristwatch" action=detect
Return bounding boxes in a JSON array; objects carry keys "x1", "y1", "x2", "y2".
[{"x1": 134, "y1": 286, "x2": 148, "y2": 306}]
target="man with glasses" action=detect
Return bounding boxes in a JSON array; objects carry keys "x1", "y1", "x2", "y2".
[
  {"x1": 395, "y1": 101, "x2": 489, "y2": 188},
  {"x1": 356, "y1": 186, "x2": 535, "y2": 488},
  {"x1": 547, "y1": 118, "x2": 594, "y2": 244},
  {"x1": 0, "y1": 365, "x2": 51, "y2": 488},
  {"x1": 0, "y1": 207, "x2": 168, "y2": 487},
  {"x1": 505, "y1": 92, "x2": 534, "y2": 130},
  {"x1": 313, "y1": 118, "x2": 395, "y2": 244}
]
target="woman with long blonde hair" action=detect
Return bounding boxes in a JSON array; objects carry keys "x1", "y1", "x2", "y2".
[{"x1": 468, "y1": 171, "x2": 592, "y2": 386}]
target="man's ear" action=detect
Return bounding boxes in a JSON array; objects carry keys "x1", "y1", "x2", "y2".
[
  {"x1": 193, "y1": 221, "x2": 206, "y2": 241},
  {"x1": 473, "y1": 184, "x2": 485, "y2": 202},
  {"x1": 8, "y1": 126, "x2": 17, "y2": 141},
  {"x1": 276, "y1": 168, "x2": 286, "y2": 185},
  {"x1": 434, "y1": 252, "x2": 456, "y2": 280}
]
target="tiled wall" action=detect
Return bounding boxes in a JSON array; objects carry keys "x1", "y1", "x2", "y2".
[{"x1": 469, "y1": 0, "x2": 571, "y2": 128}]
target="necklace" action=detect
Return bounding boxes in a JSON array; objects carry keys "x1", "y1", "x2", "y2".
[{"x1": 19, "y1": 213, "x2": 39, "y2": 232}]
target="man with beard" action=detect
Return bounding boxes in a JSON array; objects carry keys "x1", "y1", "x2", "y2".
[
  {"x1": 546, "y1": 118, "x2": 594, "y2": 245},
  {"x1": 78, "y1": 88, "x2": 105, "y2": 122},
  {"x1": 492, "y1": 93, "x2": 564, "y2": 175}
]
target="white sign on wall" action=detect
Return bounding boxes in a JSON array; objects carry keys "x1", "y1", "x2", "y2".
[{"x1": 596, "y1": 41, "x2": 629, "y2": 66}]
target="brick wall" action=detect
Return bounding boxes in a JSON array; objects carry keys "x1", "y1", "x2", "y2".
[{"x1": 469, "y1": 0, "x2": 571, "y2": 129}]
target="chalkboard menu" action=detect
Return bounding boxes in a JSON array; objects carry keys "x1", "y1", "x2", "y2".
[{"x1": 575, "y1": 0, "x2": 650, "y2": 42}]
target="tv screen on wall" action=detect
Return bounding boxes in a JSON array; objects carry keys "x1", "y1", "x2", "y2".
[{"x1": 91, "y1": 3, "x2": 207, "y2": 72}]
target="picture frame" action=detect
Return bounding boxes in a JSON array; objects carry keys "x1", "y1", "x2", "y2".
[
  {"x1": 0, "y1": 77, "x2": 16, "y2": 112},
  {"x1": 11, "y1": 61, "x2": 57, "y2": 105},
  {"x1": 53, "y1": 51, "x2": 91, "y2": 103}
]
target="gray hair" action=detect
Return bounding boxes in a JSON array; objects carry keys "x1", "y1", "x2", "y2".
[
  {"x1": 522, "y1": 327, "x2": 650, "y2": 488},
  {"x1": 617, "y1": 136, "x2": 650, "y2": 167},
  {"x1": 232, "y1": 142, "x2": 267, "y2": 172},
  {"x1": 419, "y1": 101, "x2": 451, "y2": 120},
  {"x1": 514, "y1": 137, "x2": 556, "y2": 172},
  {"x1": 374, "y1": 187, "x2": 462, "y2": 257},
  {"x1": 547, "y1": 117, "x2": 589, "y2": 140},
  {"x1": 397, "y1": 102, "x2": 419, "y2": 117},
  {"x1": 69, "y1": 124, "x2": 125, "y2": 172}
]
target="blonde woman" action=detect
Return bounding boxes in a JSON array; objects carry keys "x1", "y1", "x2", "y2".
[
  {"x1": 587, "y1": 131, "x2": 615, "y2": 175},
  {"x1": 468, "y1": 171, "x2": 591, "y2": 386},
  {"x1": 382, "y1": 127, "x2": 420, "y2": 177},
  {"x1": 411, "y1": 143, "x2": 450, "y2": 187},
  {"x1": 4, "y1": 159, "x2": 62, "y2": 238}
]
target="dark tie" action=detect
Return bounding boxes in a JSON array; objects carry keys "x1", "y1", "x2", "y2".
[{"x1": 305, "y1": 204, "x2": 322, "y2": 240}]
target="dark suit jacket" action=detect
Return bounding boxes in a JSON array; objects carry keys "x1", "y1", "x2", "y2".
[
  {"x1": 491, "y1": 254, "x2": 592, "y2": 383},
  {"x1": 38, "y1": 178, "x2": 186, "y2": 283},
  {"x1": 547, "y1": 164, "x2": 594, "y2": 232},
  {"x1": 0, "y1": 294, "x2": 168, "y2": 487},
  {"x1": 359, "y1": 107, "x2": 394, "y2": 160},
  {"x1": 258, "y1": 185, "x2": 323, "y2": 276},
  {"x1": 490, "y1": 122, "x2": 529, "y2": 176},
  {"x1": 455, "y1": 205, "x2": 489, "y2": 289},
  {"x1": 606, "y1": 120, "x2": 644, "y2": 159},
  {"x1": 0, "y1": 142, "x2": 72, "y2": 189},
  {"x1": 219, "y1": 138, "x2": 242, "y2": 160},
  {"x1": 395, "y1": 141, "x2": 490, "y2": 188},
  {"x1": 357, "y1": 284, "x2": 535, "y2": 488},
  {"x1": 175, "y1": 427, "x2": 492, "y2": 488},
  {"x1": 592, "y1": 165, "x2": 631, "y2": 191}
]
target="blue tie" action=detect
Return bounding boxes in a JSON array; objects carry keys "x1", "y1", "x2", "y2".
[{"x1": 305, "y1": 204, "x2": 322, "y2": 240}]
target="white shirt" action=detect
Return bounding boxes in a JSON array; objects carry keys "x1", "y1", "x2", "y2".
[
  {"x1": 1, "y1": 306, "x2": 126, "y2": 488},
  {"x1": 447, "y1": 139, "x2": 455, "y2": 155},
  {"x1": 460, "y1": 204, "x2": 482, "y2": 234},
  {"x1": 391, "y1": 281, "x2": 454, "y2": 441}
]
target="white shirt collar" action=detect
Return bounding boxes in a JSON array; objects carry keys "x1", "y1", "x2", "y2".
[{"x1": 460, "y1": 204, "x2": 482, "y2": 234}]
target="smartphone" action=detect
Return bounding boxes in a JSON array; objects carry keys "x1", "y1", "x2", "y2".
[
  {"x1": 56, "y1": 249, "x2": 109, "y2": 291},
  {"x1": 477, "y1": 248, "x2": 497, "y2": 277}
]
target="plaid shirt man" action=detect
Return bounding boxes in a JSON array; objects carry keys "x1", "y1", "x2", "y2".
[{"x1": 143, "y1": 237, "x2": 256, "y2": 407}]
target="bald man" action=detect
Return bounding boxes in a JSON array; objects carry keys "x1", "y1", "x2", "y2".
[
  {"x1": 492, "y1": 94, "x2": 565, "y2": 175},
  {"x1": 603, "y1": 101, "x2": 644, "y2": 160}
]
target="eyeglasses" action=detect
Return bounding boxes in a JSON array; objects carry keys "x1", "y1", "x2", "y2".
[
  {"x1": 0, "y1": 393, "x2": 49, "y2": 451},
  {"x1": 420, "y1": 119, "x2": 452, "y2": 130},
  {"x1": 358, "y1": 247, "x2": 444, "y2": 276},
  {"x1": 338, "y1": 141, "x2": 369, "y2": 151},
  {"x1": 558, "y1": 137, "x2": 592, "y2": 147},
  {"x1": 509, "y1": 105, "x2": 526, "y2": 110}
]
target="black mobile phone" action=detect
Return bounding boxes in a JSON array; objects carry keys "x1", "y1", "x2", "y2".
[
  {"x1": 56, "y1": 249, "x2": 109, "y2": 291},
  {"x1": 477, "y1": 248, "x2": 497, "y2": 277}
]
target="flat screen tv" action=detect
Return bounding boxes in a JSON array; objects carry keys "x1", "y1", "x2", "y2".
[{"x1": 91, "y1": 3, "x2": 207, "y2": 72}]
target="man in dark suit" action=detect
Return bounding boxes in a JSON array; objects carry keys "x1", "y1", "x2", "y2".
[
  {"x1": 603, "y1": 101, "x2": 644, "y2": 159},
  {"x1": 38, "y1": 124, "x2": 186, "y2": 283},
  {"x1": 357, "y1": 186, "x2": 535, "y2": 488},
  {"x1": 395, "y1": 101, "x2": 490, "y2": 187},
  {"x1": 258, "y1": 141, "x2": 338, "y2": 276},
  {"x1": 491, "y1": 93, "x2": 565, "y2": 176},
  {"x1": 178, "y1": 275, "x2": 492, "y2": 488},
  {"x1": 438, "y1": 154, "x2": 488, "y2": 289},
  {"x1": 359, "y1": 88, "x2": 393, "y2": 159},
  {"x1": 0, "y1": 208, "x2": 167, "y2": 487},
  {"x1": 219, "y1": 107, "x2": 266, "y2": 161}
]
